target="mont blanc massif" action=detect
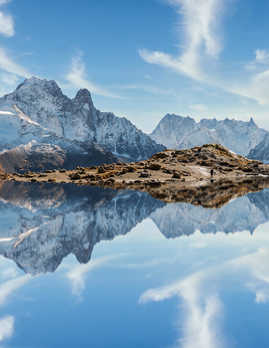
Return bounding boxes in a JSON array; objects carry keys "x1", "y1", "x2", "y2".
[{"x1": 0, "y1": 76, "x2": 268, "y2": 173}]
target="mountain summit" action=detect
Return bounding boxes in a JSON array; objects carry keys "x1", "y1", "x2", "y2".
[
  {"x1": 0, "y1": 77, "x2": 164, "y2": 172},
  {"x1": 150, "y1": 114, "x2": 267, "y2": 156}
]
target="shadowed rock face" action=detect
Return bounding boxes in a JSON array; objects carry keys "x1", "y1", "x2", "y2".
[
  {"x1": 0, "y1": 182, "x2": 164, "y2": 274},
  {"x1": 0, "y1": 141, "x2": 118, "y2": 173}
]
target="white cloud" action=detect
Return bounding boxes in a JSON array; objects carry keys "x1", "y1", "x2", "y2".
[
  {"x1": 140, "y1": 271, "x2": 224, "y2": 348},
  {"x1": 139, "y1": 240, "x2": 269, "y2": 348},
  {"x1": 139, "y1": 0, "x2": 224, "y2": 81},
  {"x1": 0, "y1": 1, "x2": 31, "y2": 95},
  {"x1": 231, "y1": 248, "x2": 269, "y2": 304},
  {"x1": 0, "y1": 74, "x2": 19, "y2": 96},
  {"x1": 255, "y1": 49, "x2": 269, "y2": 65},
  {"x1": 0, "y1": 0, "x2": 14, "y2": 37},
  {"x1": 0, "y1": 12, "x2": 14, "y2": 37},
  {"x1": 66, "y1": 255, "x2": 119, "y2": 297},
  {"x1": 230, "y1": 69, "x2": 269, "y2": 105},
  {"x1": 0, "y1": 316, "x2": 14, "y2": 342},
  {"x1": 0, "y1": 266, "x2": 18, "y2": 280},
  {"x1": 0, "y1": 72, "x2": 18, "y2": 86},
  {"x1": 0, "y1": 275, "x2": 30, "y2": 306},
  {"x1": 179, "y1": 283, "x2": 223, "y2": 348},
  {"x1": 140, "y1": 0, "x2": 269, "y2": 108},
  {"x1": 66, "y1": 53, "x2": 120, "y2": 98},
  {"x1": 0, "y1": 0, "x2": 11, "y2": 5},
  {"x1": 245, "y1": 49, "x2": 269, "y2": 71},
  {"x1": 139, "y1": 1, "x2": 269, "y2": 107},
  {"x1": 0, "y1": 47, "x2": 31, "y2": 78}
]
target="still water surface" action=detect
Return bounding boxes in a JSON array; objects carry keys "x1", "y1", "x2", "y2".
[{"x1": 0, "y1": 182, "x2": 269, "y2": 347}]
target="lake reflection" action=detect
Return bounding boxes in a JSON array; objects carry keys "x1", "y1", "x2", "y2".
[{"x1": 0, "y1": 182, "x2": 269, "y2": 347}]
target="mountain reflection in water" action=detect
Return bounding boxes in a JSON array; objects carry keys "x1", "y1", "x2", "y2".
[
  {"x1": 0, "y1": 181, "x2": 268, "y2": 274},
  {"x1": 0, "y1": 182, "x2": 269, "y2": 347}
]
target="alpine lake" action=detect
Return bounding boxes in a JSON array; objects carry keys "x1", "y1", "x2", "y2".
[{"x1": 0, "y1": 181, "x2": 269, "y2": 347}]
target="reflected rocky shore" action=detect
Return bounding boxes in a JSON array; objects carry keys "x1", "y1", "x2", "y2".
[{"x1": 1, "y1": 181, "x2": 269, "y2": 274}]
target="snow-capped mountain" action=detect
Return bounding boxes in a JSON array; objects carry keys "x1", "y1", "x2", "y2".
[
  {"x1": 150, "y1": 114, "x2": 268, "y2": 156},
  {"x1": 0, "y1": 182, "x2": 164, "y2": 274},
  {"x1": 0, "y1": 77, "x2": 164, "y2": 172},
  {"x1": 151, "y1": 190, "x2": 268, "y2": 238},
  {"x1": 0, "y1": 182, "x2": 268, "y2": 274},
  {"x1": 248, "y1": 133, "x2": 269, "y2": 162}
]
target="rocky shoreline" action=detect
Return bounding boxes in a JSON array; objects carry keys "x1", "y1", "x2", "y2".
[{"x1": 5, "y1": 144, "x2": 269, "y2": 206}]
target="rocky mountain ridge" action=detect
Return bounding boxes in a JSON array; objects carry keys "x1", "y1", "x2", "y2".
[
  {"x1": 0, "y1": 182, "x2": 269, "y2": 274},
  {"x1": 0, "y1": 77, "x2": 164, "y2": 172},
  {"x1": 0, "y1": 182, "x2": 163, "y2": 274},
  {"x1": 150, "y1": 113, "x2": 268, "y2": 156},
  {"x1": 248, "y1": 133, "x2": 269, "y2": 162}
]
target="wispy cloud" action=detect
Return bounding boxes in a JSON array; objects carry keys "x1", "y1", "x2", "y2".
[
  {"x1": 0, "y1": 0, "x2": 14, "y2": 37},
  {"x1": 140, "y1": 271, "x2": 224, "y2": 348},
  {"x1": 246, "y1": 49, "x2": 269, "y2": 70},
  {"x1": 231, "y1": 248, "x2": 269, "y2": 304},
  {"x1": 0, "y1": 2, "x2": 32, "y2": 95},
  {"x1": 66, "y1": 255, "x2": 120, "y2": 297},
  {"x1": 230, "y1": 68, "x2": 269, "y2": 105},
  {"x1": 66, "y1": 53, "x2": 121, "y2": 98},
  {"x1": 139, "y1": 0, "x2": 224, "y2": 82},
  {"x1": 0, "y1": 275, "x2": 30, "y2": 306},
  {"x1": 0, "y1": 47, "x2": 31, "y2": 95},
  {"x1": 0, "y1": 72, "x2": 19, "y2": 86},
  {"x1": 0, "y1": 316, "x2": 14, "y2": 342},
  {"x1": 0, "y1": 0, "x2": 11, "y2": 5},
  {"x1": 255, "y1": 49, "x2": 269, "y2": 65},
  {"x1": 0, "y1": 47, "x2": 31, "y2": 78},
  {"x1": 139, "y1": 1, "x2": 269, "y2": 107}
]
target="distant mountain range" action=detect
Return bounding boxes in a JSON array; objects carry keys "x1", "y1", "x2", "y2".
[
  {"x1": 0, "y1": 182, "x2": 163, "y2": 274},
  {"x1": 0, "y1": 77, "x2": 269, "y2": 173},
  {"x1": 248, "y1": 133, "x2": 269, "y2": 162},
  {"x1": 0, "y1": 77, "x2": 164, "y2": 172},
  {"x1": 150, "y1": 113, "x2": 269, "y2": 157},
  {"x1": 0, "y1": 182, "x2": 268, "y2": 274}
]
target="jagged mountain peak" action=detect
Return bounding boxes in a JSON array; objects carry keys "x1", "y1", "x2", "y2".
[
  {"x1": 14, "y1": 76, "x2": 64, "y2": 99},
  {"x1": 0, "y1": 77, "x2": 165, "y2": 169},
  {"x1": 161, "y1": 113, "x2": 194, "y2": 122},
  {"x1": 73, "y1": 88, "x2": 94, "y2": 107},
  {"x1": 0, "y1": 182, "x2": 163, "y2": 274},
  {"x1": 150, "y1": 113, "x2": 268, "y2": 156},
  {"x1": 249, "y1": 117, "x2": 257, "y2": 127}
]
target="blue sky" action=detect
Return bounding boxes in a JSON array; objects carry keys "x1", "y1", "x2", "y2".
[{"x1": 1, "y1": 0, "x2": 269, "y2": 132}]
